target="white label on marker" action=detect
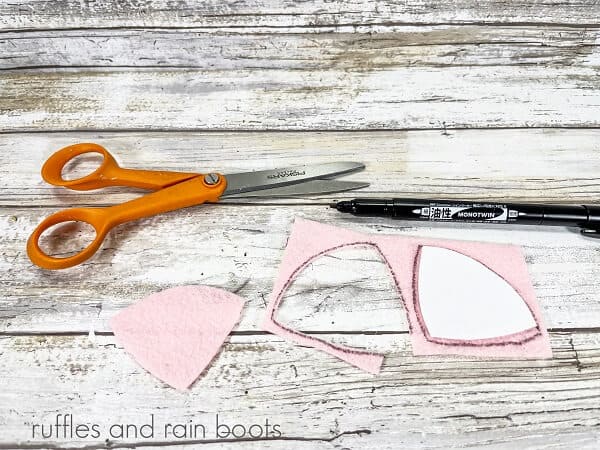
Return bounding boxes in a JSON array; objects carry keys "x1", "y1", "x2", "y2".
[{"x1": 421, "y1": 204, "x2": 510, "y2": 223}]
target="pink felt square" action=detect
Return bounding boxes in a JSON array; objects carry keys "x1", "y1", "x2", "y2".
[{"x1": 262, "y1": 219, "x2": 551, "y2": 374}]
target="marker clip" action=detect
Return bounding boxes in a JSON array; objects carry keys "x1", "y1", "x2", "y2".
[{"x1": 580, "y1": 227, "x2": 600, "y2": 239}]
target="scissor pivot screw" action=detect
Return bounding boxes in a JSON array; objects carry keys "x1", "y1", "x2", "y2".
[{"x1": 204, "y1": 173, "x2": 220, "y2": 185}]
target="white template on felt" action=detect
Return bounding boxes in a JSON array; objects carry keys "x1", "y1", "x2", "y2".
[{"x1": 417, "y1": 246, "x2": 537, "y2": 340}]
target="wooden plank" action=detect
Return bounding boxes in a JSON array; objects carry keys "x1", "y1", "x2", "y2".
[
  {"x1": 2, "y1": 25, "x2": 598, "y2": 131},
  {"x1": 2, "y1": 204, "x2": 600, "y2": 333},
  {"x1": 2, "y1": 1, "x2": 600, "y2": 30},
  {"x1": 1, "y1": 64, "x2": 600, "y2": 131},
  {"x1": 2, "y1": 130, "x2": 600, "y2": 206},
  {"x1": 0, "y1": 332, "x2": 598, "y2": 448},
  {"x1": 1, "y1": 26, "x2": 599, "y2": 70}
]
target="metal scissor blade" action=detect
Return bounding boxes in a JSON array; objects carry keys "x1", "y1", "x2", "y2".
[
  {"x1": 222, "y1": 162, "x2": 365, "y2": 197},
  {"x1": 224, "y1": 180, "x2": 369, "y2": 198}
]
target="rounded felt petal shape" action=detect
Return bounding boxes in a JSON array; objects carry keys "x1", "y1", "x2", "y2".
[
  {"x1": 110, "y1": 286, "x2": 245, "y2": 390},
  {"x1": 416, "y1": 246, "x2": 536, "y2": 341}
]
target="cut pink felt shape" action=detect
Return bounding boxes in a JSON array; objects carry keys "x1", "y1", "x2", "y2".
[
  {"x1": 262, "y1": 218, "x2": 551, "y2": 374},
  {"x1": 111, "y1": 286, "x2": 245, "y2": 390}
]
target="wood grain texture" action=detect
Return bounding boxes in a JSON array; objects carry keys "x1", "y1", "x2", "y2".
[
  {"x1": 1, "y1": 23, "x2": 598, "y2": 131},
  {"x1": 1, "y1": 26, "x2": 599, "y2": 71},
  {"x1": 2, "y1": 65, "x2": 600, "y2": 131},
  {"x1": 0, "y1": 332, "x2": 599, "y2": 448},
  {"x1": 2, "y1": 0, "x2": 600, "y2": 30}
]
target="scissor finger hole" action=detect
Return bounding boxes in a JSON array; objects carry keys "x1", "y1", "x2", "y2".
[
  {"x1": 61, "y1": 152, "x2": 105, "y2": 181},
  {"x1": 38, "y1": 221, "x2": 98, "y2": 258}
]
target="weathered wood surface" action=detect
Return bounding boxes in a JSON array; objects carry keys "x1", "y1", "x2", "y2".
[
  {"x1": 2, "y1": 0, "x2": 600, "y2": 448},
  {"x1": 1, "y1": 25, "x2": 600, "y2": 131},
  {"x1": 2, "y1": 26, "x2": 599, "y2": 71},
  {"x1": 0, "y1": 332, "x2": 598, "y2": 448},
  {"x1": 2, "y1": 130, "x2": 600, "y2": 207},
  {"x1": 2, "y1": 0, "x2": 600, "y2": 29},
  {"x1": 2, "y1": 66, "x2": 600, "y2": 131}
]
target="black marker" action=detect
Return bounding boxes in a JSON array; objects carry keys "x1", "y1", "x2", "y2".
[{"x1": 331, "y1": 198, "x2": 600, "y2": 237}]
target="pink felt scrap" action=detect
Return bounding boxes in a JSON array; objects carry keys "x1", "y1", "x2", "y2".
[
  {"x1": 262, "y1": 218, "x2": 551, "y2": 374},
  {"x1": 111, "y1": 286, "x2": 245, "y2": 390}
]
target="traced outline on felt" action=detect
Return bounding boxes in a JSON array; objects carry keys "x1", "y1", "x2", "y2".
[
  {"x1": 412, "y1": 245, "x2": 542, "y2": 347},
  {"x1": 271, "y1": 240, "x2": 541, "y2": 352},
  {"x1": 269, "y1": 241, "x2": 402, "y2": 359},
  {"x1": 263, "y1": 218, "x2": 552, "y2": 370}
]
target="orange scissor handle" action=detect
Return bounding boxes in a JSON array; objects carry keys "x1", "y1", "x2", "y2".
[
  {"x1": 27, "y1": 170, "x2": 227, "y2": 270},
  {"x1": 27, "y1": 207, "x2": 111, "y2": 270},
  {"x1": 42, "y1": 142, "x2": 199, "y2": 191}
]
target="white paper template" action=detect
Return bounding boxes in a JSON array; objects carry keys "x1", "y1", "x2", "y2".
[{"x1": 417, "y1": 246, "x2": 536, "y2": 340}]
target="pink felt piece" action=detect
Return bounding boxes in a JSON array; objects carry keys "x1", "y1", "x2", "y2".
[
  {"x1": 262, "y1": 219, "x2": 551, "y2": 373},
  {"x1": 111, "y1": 286, "x2": 245, "y2": 390}
]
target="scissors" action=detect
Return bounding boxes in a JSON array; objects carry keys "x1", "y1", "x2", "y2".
[{"x1": 27, "y1": 143, "x2": 368, "y2": 270}]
